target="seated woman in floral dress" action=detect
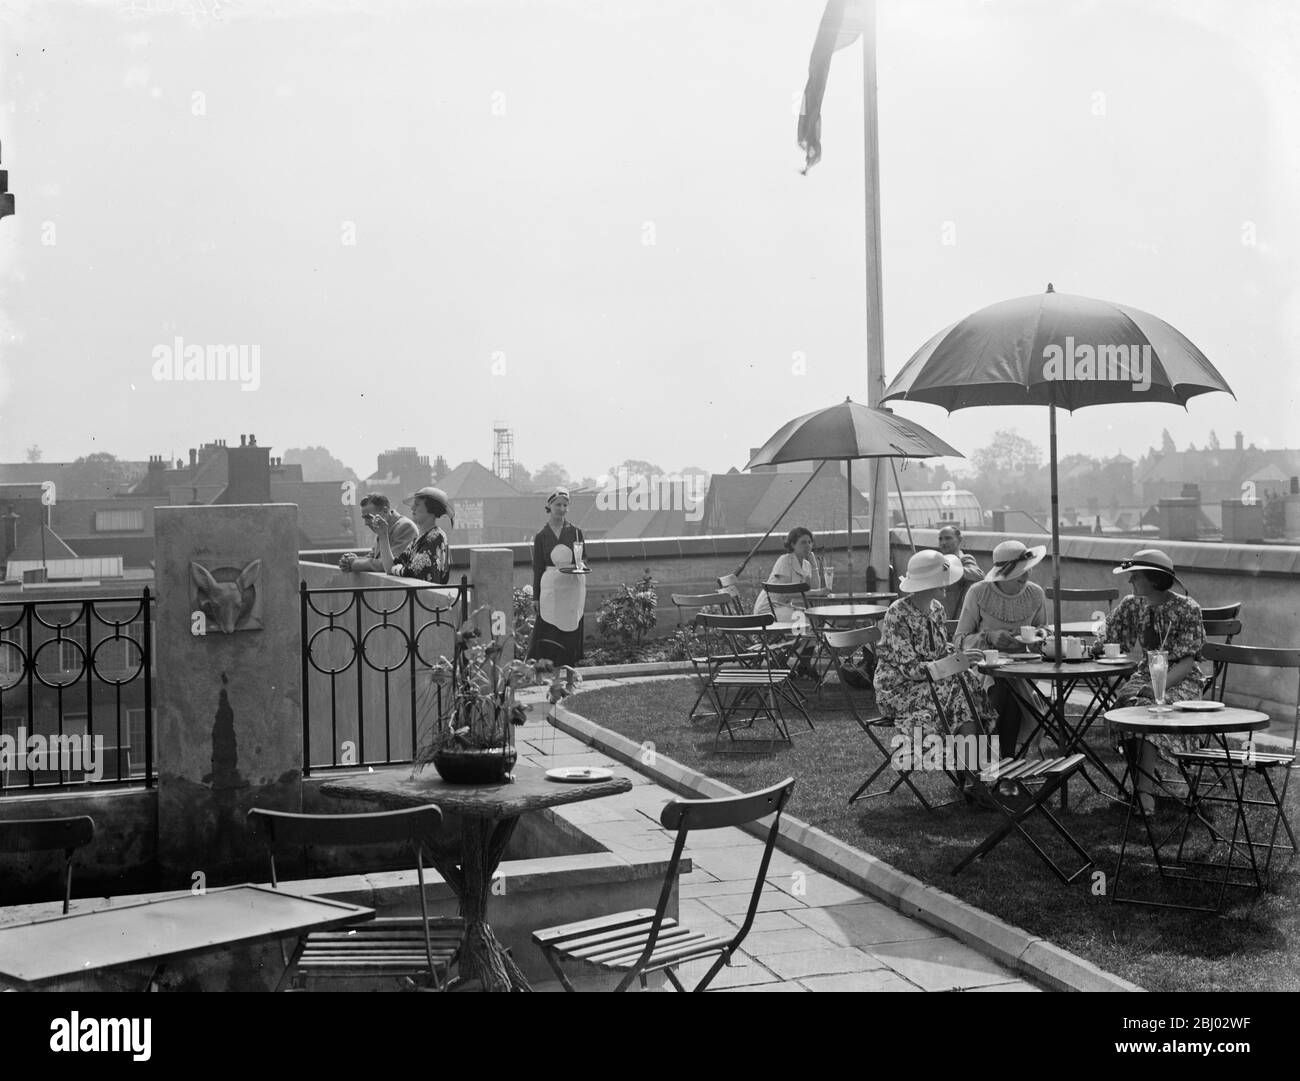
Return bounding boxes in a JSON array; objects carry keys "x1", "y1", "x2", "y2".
[
  {"x1": 1099, "y1": 549, "x2": 1205, "y2": 815},
  {"x1": 875, "y1": 550, "x2": 994, "y2": 788}
]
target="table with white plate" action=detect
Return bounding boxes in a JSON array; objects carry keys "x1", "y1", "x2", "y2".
[{"x1": 1104, "y1": 704, "x2": 1270, "y2": 913}]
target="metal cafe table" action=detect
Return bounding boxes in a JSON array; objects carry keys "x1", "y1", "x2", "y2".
[
  {"x1": 1104, "y1": 706, "x2": 1270, "y2": 913},
  {"x1": 979, "y1": 656, "x2": 1138, "y2": 802},
  {"x1": 0, "y1": 885, "x2": 374, "y2": 990},
  {"x1": 321, "y1": 762, "x2": 632, "y2": 991}
]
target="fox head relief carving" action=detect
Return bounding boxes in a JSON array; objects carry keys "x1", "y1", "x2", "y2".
[{"x1": 191, "y1": 560, "x2": 262, "y2": 634}]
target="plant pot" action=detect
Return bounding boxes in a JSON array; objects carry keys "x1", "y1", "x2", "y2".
[{"x1": 430, "y1": 746, "x2": 518, "y2": 785}]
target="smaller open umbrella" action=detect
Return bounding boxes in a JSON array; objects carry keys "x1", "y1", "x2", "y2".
[{"x1": 745, "y1": 398, "x2": 963, "y2": 588}]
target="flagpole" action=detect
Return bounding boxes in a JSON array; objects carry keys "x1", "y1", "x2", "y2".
[{"x1": 862, "y1": 0, "x2": 891, "y2": 592}]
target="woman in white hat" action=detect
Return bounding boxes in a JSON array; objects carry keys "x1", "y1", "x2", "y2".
[
  {"x1": 392, "y1": 487, "x2": 454, "y2": 584},
  {"x1": 875, "y1": 550, "x2": 993, "y2": 770},
  {"x1": 954, "y1": 540, "x2": 1049, "y2": 756},
  {"x1": 1100, "y1": 549, "x2": 1205, "y2": 813},
  {"x1": 526, "y1": 488, "x2": 588, "y2": 666}
]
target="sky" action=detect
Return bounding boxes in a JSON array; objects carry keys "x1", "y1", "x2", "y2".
[{"x1": 0, "y1": 0, "x2": 1297, "y2": 483}]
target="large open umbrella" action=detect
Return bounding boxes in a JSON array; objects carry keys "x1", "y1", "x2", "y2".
[
  {"x1": 743, "y1": 398, "x2": 962, "y2": 588},
  {"x1": 882, "y1": 283, "x2": 1234, "y2": 640}
]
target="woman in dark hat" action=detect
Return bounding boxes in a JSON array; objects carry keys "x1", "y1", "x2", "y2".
[
  {"x1": 392, "y1": 486, "x2": 454, "y2": 584},
  {"x1": 527, "y1": 488, "x2": 587, "y2": 666},
  {"x1": 1100, "y1": 549, "x2": 1205, "y2": 813}
]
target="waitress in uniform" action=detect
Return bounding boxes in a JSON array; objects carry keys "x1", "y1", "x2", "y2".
[{"x1": 527, "y1": 488, "x2": 588, "y2": 665}]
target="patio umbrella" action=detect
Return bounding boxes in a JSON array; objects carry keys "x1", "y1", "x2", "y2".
[
  {"x1": 882, "y1": 283, "x2": 1234, "y2": 640},
  {"x1": 743, "y1": 398, "x2": 962, "y2": 589}
]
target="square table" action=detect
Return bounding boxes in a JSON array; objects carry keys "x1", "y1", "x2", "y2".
[
  {"x1": 1104, "y1": 706, "x2": 1270, "y2": 913},
  {"x1": 0, "y1": 885, "x2": 374, "y2": 990},
  {"x1": 320, "y1": 761, "x2": 632, "y2": 991}
]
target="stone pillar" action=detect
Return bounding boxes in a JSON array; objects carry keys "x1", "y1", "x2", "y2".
[
  {"x1": 154, "y1": 504, "x2": 303, "y2": 886},
  {"x1": 469, "y1": 548, "x2": 516, "y2": 662}
]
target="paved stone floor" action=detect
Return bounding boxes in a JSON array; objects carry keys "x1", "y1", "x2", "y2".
[{"x1": 516, "y1": 682, "x2": 1042, "y2": 992}]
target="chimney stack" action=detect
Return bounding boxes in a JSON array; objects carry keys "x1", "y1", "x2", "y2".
[
  {"x1": 240, "y1": 434, "x2": 247, "y2": 448},
  {"x1": 189, "y1": 448, "x2": 197, "y2": 468},
  {"x1": 1235, "y1": 431, "x2": 1244, "y2": 451}
]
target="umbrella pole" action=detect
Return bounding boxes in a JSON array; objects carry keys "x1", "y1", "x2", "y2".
[
  {"x1": 847, "y1": 460, "x2": 853, "y2": 591},
  {"x1": 731, "y1": 460, "x2": 827, "y2": 578},
  {"x1": 1049, "y1": 400, "x2": 1062, "y2": 643},
  {"x1": 889, "y1": 457, "x2": 915, "y2": 552}
]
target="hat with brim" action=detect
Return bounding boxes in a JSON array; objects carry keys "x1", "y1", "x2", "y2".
[
  {"x1": 898, "y1": 550, "x2": 964, "y2": 593},
  {"x1": 985, "y1": 541, "x2": 1047, "y2": 583},
  {"x1": 403, "y1": 486, "x2": 455, "y2": 527},
  {"x1": 545, "y1": 487, "x2": 571, "y2": 508},
  {"x1": 1113, "y1": 548, "x2": 1181, "y2": 586}
]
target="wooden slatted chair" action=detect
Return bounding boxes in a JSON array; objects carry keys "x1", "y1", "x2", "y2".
[
  {"x1": 696, "y1": 613, "x2": 808, "y2": 751},
  {"x1": 0, "y1": 816, "x2": 95, "y2": 913},
  {"x1": 1200, "y1": 601, "x2": 1242, "y2": 623},
  {"x1": 715, "y1": 574, "x2": 748, "y2": 615},
  {"x1": 672, "y1": 591, "x2": 743, "y2": 721},
  {"x1": 533, "y1": 778, "x2": 795, "y2": 991},
  {"x1": 922, "y1": 654, "x2": 1093, "y2": 884},
  {"x1": 1175, "y1": 643, "x2": 1300, "y2": 879},
  {"x1": 248, "y1": 806, "x2": 464, "y2": 991}
]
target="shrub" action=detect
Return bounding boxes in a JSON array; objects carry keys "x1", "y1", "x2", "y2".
[
  {"x1": 513, "y1": 586, "x2": 535, "y2": 647},
  {"x1": 595, "y1": 570, "x2": 659, "y2": 662}
]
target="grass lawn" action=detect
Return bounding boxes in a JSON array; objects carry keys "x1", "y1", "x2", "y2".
[{"x1": 568, "y1": 676, "x2": 1300, "y2": 992}]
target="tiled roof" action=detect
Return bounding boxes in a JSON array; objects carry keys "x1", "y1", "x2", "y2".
[{"x1": 439, "y1": 461, "x2": 520, "y2": 500}]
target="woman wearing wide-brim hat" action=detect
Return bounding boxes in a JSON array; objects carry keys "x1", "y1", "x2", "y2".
[
  {"x1": 954, "y1": 540, "x2": 1049, "y2": 757},
  {"x1": 874, "y1": 550, "x2": 994, "y2": 770},
  {"x1": 526, "y1": 488, "x2": 588, "y2": 667},
  {"x1": 392, "y1": 486, "x2": 454, "y2": 584},
  {"x1": 1099, "y1": 549, "x2": 1206, "y2": 814}
]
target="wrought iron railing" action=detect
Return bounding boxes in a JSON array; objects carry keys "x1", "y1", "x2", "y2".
[
  {"x1": 0, "y1": 590, "x2": 154, "y2": 792},
  {"x1": 299, "y1": 577, "x2": 470, "y2": 774}
]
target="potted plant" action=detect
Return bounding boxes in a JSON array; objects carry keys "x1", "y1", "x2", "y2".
[{"x1": 414, "y1": 609, "x2": 582, "y2": 784}]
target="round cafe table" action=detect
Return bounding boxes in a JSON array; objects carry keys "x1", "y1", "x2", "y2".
[
  {"x1": 806, "y1": 604, "x2": 888, "y2": 621},
  {"x1": 1104, "y1": 706, "x2": 1269, "y2": 913},
  {"x1": 980, "y1": 657, "x2": 1138, "y2": 802},
  {"x1": 808, "y1": 591, "x2": 897, "y2": 605}
]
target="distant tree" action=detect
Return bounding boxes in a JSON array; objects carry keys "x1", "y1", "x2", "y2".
[
  {"x1": 432, "y1": 455, "x2": 450, "y2": 480},
  {"x1": 509, "y1": 461, "x2": 534, "y2": 489},
  {"x1": 970, "y1": 430, "x2": 1042, "y2": 475},
  {"x1": 283, "y1": 446, "x2": 358, "y2": 482},
  {"x1": 1263, "y1": 490, "x2": 1286, "y2": 539},
  {"x1": 24, "y1": 444, "x2": 41, "y2": 463},
  {"x1": 532, "y1": 462, "x2": 571, "y2": 490},
  {"x1": 62, "y1": 453, "x2": 145, "y2": 499},
  {"x1": 1161, "y1": 429, "x2": 1176, "y2": 454},
  {"x1": 680, "y1": 465, "x2": 710, "y2": 479},
  {"x1": 1186, "y1": 442, "x2": 1197, "y2": 453},
  {"x1": 1208, "y1": 430, "x2": 1221, "y2": 450},
  {"x1": 609, "y1": 459, "x2": 663, "y2": 482},
  {"x1": 578, "y1": 476, "x2": 598, "y2": 491}
]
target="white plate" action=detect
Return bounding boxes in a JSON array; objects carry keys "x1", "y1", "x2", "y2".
[
  {"x1": 1096, "y1": 657, "x2": 1132, "y2": 665},
  {"x1": 546, "y1": 766, "x2": 613, "y2": 783},
  {"x1": 1174, "y1": 700, "x2": 1226, "y2": 712}
]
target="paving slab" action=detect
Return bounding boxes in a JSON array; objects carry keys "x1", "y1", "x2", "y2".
[
  {"x1": 775, "y1": 871, "x2": 873, "y2": 907},
  {"x1": 865, "y1": 938, "x2": 1017, "y2": 992},
  {"x1": 798, "y1": 970, "x2": 923, "y2": 992},
  {"x1": 701, "y1": 890, "x2": 809, "y2": 917},
  {"x1": 761, "y1": 946, "x2": 888, "y2": 981},
  {"x1": 738, "y1": 927, "x2": 841, "y2": 958},
  {"x1": 789, "y1": 901, "x2": 943, "y2": 947}
]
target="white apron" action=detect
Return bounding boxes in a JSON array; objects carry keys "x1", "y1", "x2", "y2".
[{"x1": 539, "y1": 543, "x2": 587, "y2": 633}]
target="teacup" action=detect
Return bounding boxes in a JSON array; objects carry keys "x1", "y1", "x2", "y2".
[
  {"x1": 982, "y1": 649, "x2": 1000, "y2": 665},
  {"x1": 1103, "y1": 643, "x2": 1122, "y2": 659},
  {"x1": 1043, "y1": 636, "x2": 1083, "y2": 661},
  {"x1": 1018, "y1": 626, "x2": 1044, "y2": 646}
]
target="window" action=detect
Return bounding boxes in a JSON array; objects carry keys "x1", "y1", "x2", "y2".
[
  {"x1": 93, "y1": 509, "x2": 144, "y2": 532},
  {"x1": 125, "y1": 708, "x2": 153, "y2": 777},
  {"x1": 0, "y1": 626, "x2": 23, "y2": 677}
]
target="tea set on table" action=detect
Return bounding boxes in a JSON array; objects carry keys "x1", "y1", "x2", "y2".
[{"x1": 966, "y1": 625, "x2": 1129, "y2": 668}]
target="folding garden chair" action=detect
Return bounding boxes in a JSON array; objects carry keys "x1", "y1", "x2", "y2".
[
  {"x1": 1175, "y1": 643, "x2": 1300, "y2": 880},
  {"x1": 695, "y1": 613, "x2": 809, "y2": 752},
  {"x1": 672, "y1": 591, "x2": 743, "y2": 721},
  {"x1": 533, "y1": 778, "x2": 795, "y2": 991},
  {"x1": 923, "y1": 653, "x2": 1093, "y2": 884},
  {"x1": 1046, "y1": 586, "x2": 1119, "y2": 612},
  {"x1": 1199, "y1": 601, "x2": 1242, "y2": 623},
  {"x1": 248, "y1": 806, "x2": 464, "y2": 991},
  {"x1": 0, "y1": 816, "x2": 95, "y2": 914},
  {"x1": 716, "y1": 574, "x2": 749, "y2": 615},
  {"x1": 829, "y1": 627, "x2": 935, "y2": 811}
]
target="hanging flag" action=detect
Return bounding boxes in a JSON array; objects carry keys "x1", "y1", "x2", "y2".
[{"x1": 797, "y1": 0, "x2": 869, "y2": 173}]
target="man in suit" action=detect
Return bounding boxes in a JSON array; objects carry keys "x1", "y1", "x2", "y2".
[
  {"x1": 938, "y1": 525, "x2": 983, "y2": 622},
  {"x1": 340, "y1": 493, "x2": 419, "y2": 574}
]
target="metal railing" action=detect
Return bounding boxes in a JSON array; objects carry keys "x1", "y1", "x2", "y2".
[
  {"x1": 0, "y1": 590, "x2": 154, "y2": 792},
  {"x1": 299, "y1": 577, "x2": 470, "y2": 774}
]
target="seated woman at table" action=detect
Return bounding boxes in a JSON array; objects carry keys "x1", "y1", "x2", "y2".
[
  {"x1": 875, "y1": 550, "x2": 994, "y2": 792},
  {"x1": 954, "y1": 540, "x2": 1048, "y2": 757},
  {"x1": 1098, "y1": 549, "x2": 1205, "y2": 814},
  {"x1": 752, "y1": 526, "x2": 822, "y2": 621}
]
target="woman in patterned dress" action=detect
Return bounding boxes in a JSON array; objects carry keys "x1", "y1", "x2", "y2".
[
  {"x1": 392, "y1": 487, "x2": 453, "y2": 584},
  {"x1": 1100, "y1": 549, "x2": 1205, "y2": 814},
  {"x1": 875, "y1": 550, "x2": 994, "y2": 780}
]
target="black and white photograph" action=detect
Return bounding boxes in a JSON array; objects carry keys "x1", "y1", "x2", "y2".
[{"x1": 0, "y1": 0, "x2": 1295, "y2": 1042}]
